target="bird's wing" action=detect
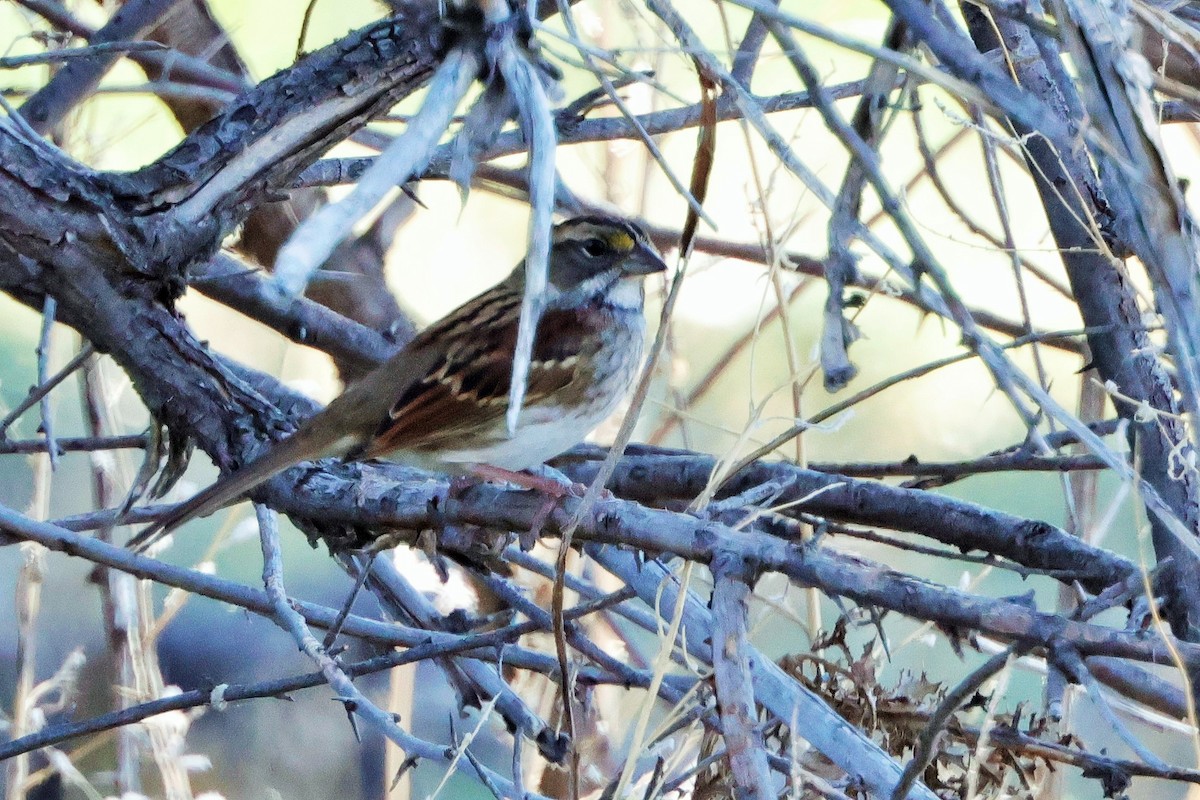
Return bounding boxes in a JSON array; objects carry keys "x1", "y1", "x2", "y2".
[{"x1": 364, "y1": 292, "x2": 595, "y2": 456}]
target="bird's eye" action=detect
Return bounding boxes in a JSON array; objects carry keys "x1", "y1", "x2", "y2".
[{"x1": 581, "y1": 238, "x2": 610, "y2": 257}]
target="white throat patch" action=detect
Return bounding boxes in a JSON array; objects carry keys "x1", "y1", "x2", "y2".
[{"x1": 605, "y1": 276, "x2": 645, "y2": 310}]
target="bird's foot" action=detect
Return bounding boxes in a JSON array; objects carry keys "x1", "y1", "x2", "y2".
[{"x1": 447, "y1": 474, "x2": 479, "y2": 500}]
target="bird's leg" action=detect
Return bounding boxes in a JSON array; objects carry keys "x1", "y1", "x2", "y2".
[
  {"x1": 467, "y1": 464, "x2": 594, "y2": 550},
  {"x1": 469, "y1": 463, "x2": 579, "y2": 498}
]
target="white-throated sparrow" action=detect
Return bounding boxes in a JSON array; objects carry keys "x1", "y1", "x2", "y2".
[{"x1": 129, "y1": 215, "x2": 666, "y2": 551}]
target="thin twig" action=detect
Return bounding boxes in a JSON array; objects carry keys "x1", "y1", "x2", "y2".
[
  {"x1": 0, "y1": 41, "x2": 167, "y2": 69},
  {"x1": 0, "y1": 344, "x2": 95, "y2": 440},
  {"x1": 893, "y1": 648, "x2": 1020, "y2": 800},
  {"x1": 35, "y1": 298, "x2": 59, "y2": 470}
]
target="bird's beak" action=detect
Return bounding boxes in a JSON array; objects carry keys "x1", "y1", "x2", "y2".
[{"x1": 621, "y1": 241, "x2": 668, "y2": 276}]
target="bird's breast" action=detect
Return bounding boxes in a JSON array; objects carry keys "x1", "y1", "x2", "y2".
[{"x1": 435, "y1": 308, "x2": 645, "y2": 470}]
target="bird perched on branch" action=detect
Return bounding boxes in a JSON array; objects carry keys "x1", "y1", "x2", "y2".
[{"x1": 129, "y1": 215, "x2": 666, "y2": 552}]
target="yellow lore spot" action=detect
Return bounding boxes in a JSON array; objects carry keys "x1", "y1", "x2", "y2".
[{"x1": 607, "y1": 231, "x2": 635, "y2": 252}]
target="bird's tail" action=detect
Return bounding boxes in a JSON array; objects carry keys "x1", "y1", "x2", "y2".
[{"x1": 127, "y1": 426, "x2": 351, "y2": 554}]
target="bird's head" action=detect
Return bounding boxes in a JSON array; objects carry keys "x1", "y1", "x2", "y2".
[{"x1": 531, "y1": 216, "x2": 667, "y2": 309}]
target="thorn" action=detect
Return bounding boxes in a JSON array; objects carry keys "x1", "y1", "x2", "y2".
[
  {"x1": 390, "y1": 756, "x2": 419, "y2": 790},
  {"x1": 334, "y1": 697, "x2": 361, "y2": 741}
]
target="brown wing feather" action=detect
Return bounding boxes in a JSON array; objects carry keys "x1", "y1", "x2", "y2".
[{"x1": 363, "y1": 296, "x2": 598, "y2": 457}]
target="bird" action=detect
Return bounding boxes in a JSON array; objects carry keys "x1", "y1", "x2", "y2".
[{"x1": 128, "y1": 215, "x2": 667, "y2": 553}]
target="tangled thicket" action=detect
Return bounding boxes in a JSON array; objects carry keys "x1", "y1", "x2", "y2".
[{"x1": 4, "y1": 1, "x2": 1200, "y2": 798}]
